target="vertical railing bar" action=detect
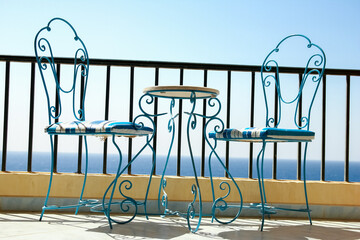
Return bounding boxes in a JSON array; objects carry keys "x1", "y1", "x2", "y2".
[
  {"x1": 128, "y1": 66, "x2": 135, "y2": 174},
  {"x1": 77, "y1": 65, "x2": 85, "y2": 174},
  {"x1": 177, "y1": 68, "x2": 184, "y2": 176},
  {"x1": 152, "y1": 67, "x2": 159, "y2": 175},
  {"x1": 1, "y1": 61, "x2": 10, "y2": 171},
  {"x1": 321, "y1": 75, "x2": 327, "y2": 181},
  {"x1": 53, "y1": 63, "x2": 61, "y2": 173},
  {"x1": 77, "y1": 135, "x2": 83, "y2": 173},
  {"x1": 225, "y1": 71, "x2": 231, "y2": 178},
  {"x1": 297, "y1": 73, "x2": 303, "y2": 180},
  {"x1": 27, "y1": 62, "x2": 36, "y2": 172},
  {"x1": 201, "y1": 69, "x2": 208, "y2": 177},
  {"x1": 249, "y1": 71, "x2": 255, "y2": 179},
  {"x1": 102, "y1": 65, "x2": 111, "y2": 174},
  {"x1": 345, "y1": 74, "x2": 350, "y2": 182},
  {"x1": 273, "y1": 71, "x2": 279, "y2": 180}
]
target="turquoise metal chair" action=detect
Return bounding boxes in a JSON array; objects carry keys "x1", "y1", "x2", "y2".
[
  {"x1": 208, "y1": 34, "x2": 326, "y2": 230},
  {"x1": 34, "y1": 18, "x2": 155, "y2": 228}
]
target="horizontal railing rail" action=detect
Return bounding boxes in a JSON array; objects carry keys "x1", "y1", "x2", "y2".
[
  {"x1": 1, "y1": 55, "x2": 359, "y2": 182},
  {"x1": 2, "y1": 55, "x2": 360, "y2": 75}
]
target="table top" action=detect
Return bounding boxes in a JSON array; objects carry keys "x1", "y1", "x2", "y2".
[{"x1": 143, "y1": 85, "x2": 219, "y2": 99}]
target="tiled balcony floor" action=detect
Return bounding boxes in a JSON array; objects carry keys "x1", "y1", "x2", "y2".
[{"x1": 0, "y1": 213, "x2": 359, "y2": 240}]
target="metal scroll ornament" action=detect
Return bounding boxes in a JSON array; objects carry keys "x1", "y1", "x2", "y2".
[
  {"x1": 201, "y1": 98, "x2": 243, "y2": 224},
  {"x1": 261, "y1": 34, "x2": 326, "y2": 130},
  {"x1": 34, "y1": 18, "x2": 89, "y2": 123}
]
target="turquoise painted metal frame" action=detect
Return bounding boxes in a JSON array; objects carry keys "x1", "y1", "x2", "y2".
[
  {"x1": 256, "y1": 34, "x2": 325, "y2": 231},
  {"x1": 34, "y1": 18, "x2": 156, "y2": 228},
  {"x1": 202, "y1": 98, "x2": 243, "y2": 225},
  {"x1": 208, "y1": 34, "x2": 326, "y2": 231},
  {"x1": 140, "y1": 90, "x2": 204, "y2": 233},
  {"x1": 141, "y1": 87, "x2": 243, "y2": 233}
]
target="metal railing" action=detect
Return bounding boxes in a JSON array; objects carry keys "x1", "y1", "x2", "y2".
[{"x1": 1, "y1": 55, "x2": 359, "y2": 182}]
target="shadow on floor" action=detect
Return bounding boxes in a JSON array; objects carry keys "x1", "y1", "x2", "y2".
[
  {"x1": 218, "y1": 224, "x2": 360, "y2": 240},
  {"x1": 89, "y1": 217, "x2": 191, "y2": 239},
  {"x1": 1, "y1": 213, "x2": 359, "y2": 240}
]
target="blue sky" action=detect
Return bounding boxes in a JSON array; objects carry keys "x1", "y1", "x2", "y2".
[
  {"x1": 1, "y1": 0, "x2": 360, "y2": 68},
  {"x1": 0, "y1": 1, "x2": 360, "y2": 173}
]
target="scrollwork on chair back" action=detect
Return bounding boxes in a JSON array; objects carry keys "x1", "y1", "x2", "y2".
[
  {"x1": 34, "y1": 18, "x2": 89, "y2": 124},
  {"x1": 260, "y1": 34, "x2": 326, "y2": 130}
]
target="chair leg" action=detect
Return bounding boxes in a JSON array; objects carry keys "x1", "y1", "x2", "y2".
[
  {"x1": 40, "y1": 136, "x2": 93, "y2": 220},
  {"x1": 103, "y1": 135, "x2": 142, "y2": 228},
  {"x1": 208, "y1": 139, "x2": 243, "y2": 224},
  {"x1": 75, "y1": 136, "x2": 89, "y2": 215},
  {"x1": 103, "y1": 135, "x2": 124, "y2": 229},
  {"x1": 143, "y1": 165, "x2": 154, "y2": 220},
  {"x1": 40, "y1": 136, "x2": 55, "y2": 221},
  {"x1": 260, "y1": 145, "x2": 267, "y2": 205},
  {"x1": 143, "y1": 135, "x2": 156, "y2": 220},
  {"x1": 112, "y1": 132, "x2": 155, "y2": 220},
  {"x1": 303, "y1": 142, "x2": 312, "y2": 225},
  {"x1": 256, "y1": 141, "x2": 267, "y2": 231}
]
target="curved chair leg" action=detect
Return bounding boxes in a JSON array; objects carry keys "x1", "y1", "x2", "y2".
[
  {"x1": 143, "y1": 162, "x2": 154, "y2": 220},
  {"x1": 40, "y1": 136, "x2": 94, "y2": 220},
  {"x1": 141, "y1": 135, "x2": 156, "y2": 220},
  {"x1": 102, "y1": 135, "x2": 125, "y2": 229},
  {"x1": 303, "y1": 142, "x2": 312, "y2": 225},
  {"x1": 109, "y1": 133, "x2": 155, "y2": 220},
  {"x1": 40, "y1": 135, "x2": 56, "y2": 221},
  {"x1": 102, "y1": 134, "x2": 154, "y2": 228},
  {"x1": 75, "y1": 136, "x2": 89, "y2": 215},
  {"x1": 208, "y1": 140, "x2": 243, "y2": 224},
  {"x1": 260, "y1": 144, "x2": 267, "y2": 205},
  {"x1": 256, "y1": 141, "x2": 267, "y2": 231}
]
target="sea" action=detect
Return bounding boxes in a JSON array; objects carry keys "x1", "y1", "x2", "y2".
[{"x1": 2, "y1": 151, "x2": 360, "y2": 182}]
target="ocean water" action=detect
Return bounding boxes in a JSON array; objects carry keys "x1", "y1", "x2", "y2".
[{"x1": 2, "y1": 151, "x2": 360, "y2": 182}]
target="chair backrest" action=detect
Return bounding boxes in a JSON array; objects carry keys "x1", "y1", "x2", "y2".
[
  {"x1": 260, "y1": 34, "x2": 326, "y2": 130},
  {"x1": 34, "y1": 18, "x2": 89, "y2": 125}
]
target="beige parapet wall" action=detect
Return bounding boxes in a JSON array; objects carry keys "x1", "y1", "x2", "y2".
[{"x1": 0, "y1": 172, "x2": 359, "y2": 206}]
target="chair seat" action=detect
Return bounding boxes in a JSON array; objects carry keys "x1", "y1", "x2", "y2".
[
  {"x1": 45, "y1": 120, "x2": 153, "y2": 137},
  {"x1": 209, "y1": 127, "x2": 314, "y2": 142}
]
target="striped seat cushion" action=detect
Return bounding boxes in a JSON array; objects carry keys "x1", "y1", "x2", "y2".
[
  {"x1": 45, "y1": 120, "x2": 153, "y2": 137},
  {"x1": 209, "y1": 127, "x2": 314, "y2": 142}
]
